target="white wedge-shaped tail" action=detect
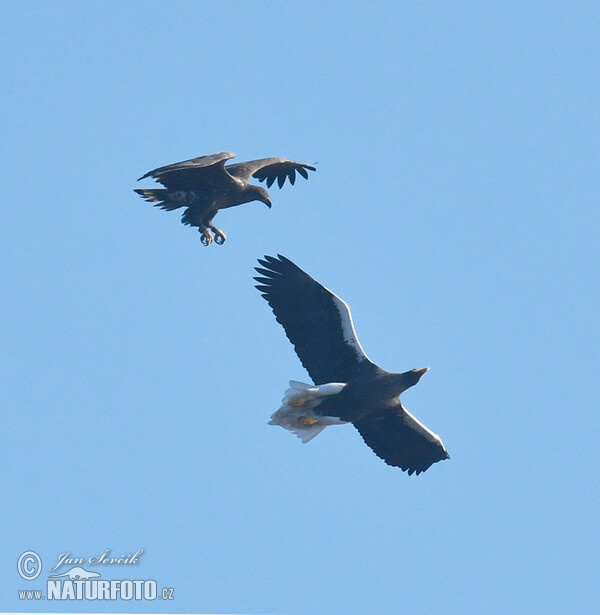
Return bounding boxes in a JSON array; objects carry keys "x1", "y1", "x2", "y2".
[{"x1": 269, "y1": 381, "x2": 348, "y2": 443}]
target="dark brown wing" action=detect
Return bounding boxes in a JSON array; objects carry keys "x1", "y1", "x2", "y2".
[
  {"x1": 226, "y1": 158, "x2": 316, "y2": 188},
  {"x1": 137, "y1": 152, "x2": 237, "y2": 190},
  {"x1": 354, "y1": 402, "x2": 449, "y2": 475},
  {"x1": 254, "y1": 254, "x2": 378, "y2": 385}
]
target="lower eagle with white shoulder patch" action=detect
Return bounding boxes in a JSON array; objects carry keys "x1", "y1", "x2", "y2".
[{"x1": 255, "y1": 255, "x2": 450, "y2": 475}]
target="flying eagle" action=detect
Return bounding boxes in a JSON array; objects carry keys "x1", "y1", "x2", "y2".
[
  {"x1": 135, "y1": 152, "x2": 315, "y2": 245},
  {"x1": 254, "y1": 255, "x2": 450, "y2": 475}
]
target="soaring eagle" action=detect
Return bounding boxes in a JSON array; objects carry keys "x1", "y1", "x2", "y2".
[
  {"x1": 254, "y1": 255, "x2": 450, "y2": 475},
  {"x1": 135, "y1": 152, "x2": 315, "y2": 245}
]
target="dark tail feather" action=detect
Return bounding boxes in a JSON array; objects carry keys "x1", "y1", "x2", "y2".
[{"x1": 134, "y1": 188, "x2": 183, "y2": 211}]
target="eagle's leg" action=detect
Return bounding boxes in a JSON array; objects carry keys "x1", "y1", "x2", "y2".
[
  {"x1": 298, "y1": 416, "x2": 319, "y2": 426},
  {"x1": 198, "y1": 226, "x2": 213, "y2": 246},
  {"x1": 209, "y1": 224, "x2": 226, "y2": 245}
]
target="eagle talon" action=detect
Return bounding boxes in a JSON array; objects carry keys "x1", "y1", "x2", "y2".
[
  {"x1": 213, "y1": 229, "x2": 226, "y2": 245},
  {"x1": 298, "y1": 416, "x2": 318, "y2": 426},
  {"x1": 200, "y1": 228, "x2": 213, "y2": 246}
]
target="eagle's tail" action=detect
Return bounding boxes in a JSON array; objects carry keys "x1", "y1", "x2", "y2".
[
  {"x1": 269, "y1": 381, "x2": 348, "y2": 443},
  {"x1": 134, "y1": 188, "x2": 183, "y2": 211}
]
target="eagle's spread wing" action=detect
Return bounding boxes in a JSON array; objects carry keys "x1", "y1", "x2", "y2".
[
  {"x1": 227, "y1": 158, "x2": 316, "y2": 188},
  {"x1": 137, "y1": 152, "x2": 237, "y2": 189},
  {"x1": 254, "y1": 254, "x2": 378, "y2": 385},
  {"x1": 354, "y1": 402, "x2": 449, "y2": 475}
]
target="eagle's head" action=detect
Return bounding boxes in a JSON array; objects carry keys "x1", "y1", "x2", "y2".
[
  {"x1": 250, "y1": 185, "x2": 272, "y2": 208},
  {"x1": 406, "y1": 367, "x2": 429, "y2": 388},
  {"x1": 387, "y1": 367, "x2": 430, "y2": 397}
]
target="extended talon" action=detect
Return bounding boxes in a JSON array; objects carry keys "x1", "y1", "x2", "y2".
[
  {"x1": 200, "y1": 228, "x2": 213, "y2": 246},
  {"x1": 213, "y1": 228, "x2": 227, "y2": 245},
  {"x1": 298, "y1": 416, "x2": 318, "y2": 426}
]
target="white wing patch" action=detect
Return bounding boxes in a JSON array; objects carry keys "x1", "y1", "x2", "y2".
[
  {"x1": 402, "y1": 405, "x2": 448, "y2": 452},
  {"x1": 329, "y1": 291, "x2": 373, "y2": 364},
  {"x1": 269, "y1": 381, "x2": 348, "y2": 443}
]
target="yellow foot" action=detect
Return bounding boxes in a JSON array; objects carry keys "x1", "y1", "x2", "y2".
[
  {"x1": 213, "y1": 229, "x2": 227, "y2": 245},
  {"x1": 289, "y1": 397, "x2": 308, "y2": 407},
  {"x1": 298, "y1": 416, "x2": 318, "y2": 426},
  {"x1": 200, "y1": 229, "x2": 213, "y2": 246}
]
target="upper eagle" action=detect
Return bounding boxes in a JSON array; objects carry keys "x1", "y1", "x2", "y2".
[
  {"x1": 135, "y1": 152, "x2": 315, "y2": 245},
  {"x1": 254, "y1": 254, "x2": 449, "y2": 476}
]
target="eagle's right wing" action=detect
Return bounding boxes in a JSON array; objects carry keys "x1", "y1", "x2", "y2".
[
  {"x1": 227, "y1": 158, "x2": 316, "y2": 188},
  {"x1": 254, "y1": 254, "x2": 378, "y2": 385}
]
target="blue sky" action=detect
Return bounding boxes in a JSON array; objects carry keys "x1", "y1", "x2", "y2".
[{"x1": 1, "y1": 1, "x2": 598, "y2": 613}]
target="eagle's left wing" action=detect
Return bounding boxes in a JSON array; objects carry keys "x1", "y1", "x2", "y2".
[
  {"x1": 227, "y1": 158, "x2": 316, "y2": 188},
  {"x1": 137, "y1": 152, "x2": 237, "y2": 189},
  {"x1": 354, "y1": 402, "x2": 449, "y2": 475}
]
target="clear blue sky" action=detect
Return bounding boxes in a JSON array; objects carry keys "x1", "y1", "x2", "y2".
[{"x1": 1, "y1": 1, "x2": 598, "y2": 614}]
